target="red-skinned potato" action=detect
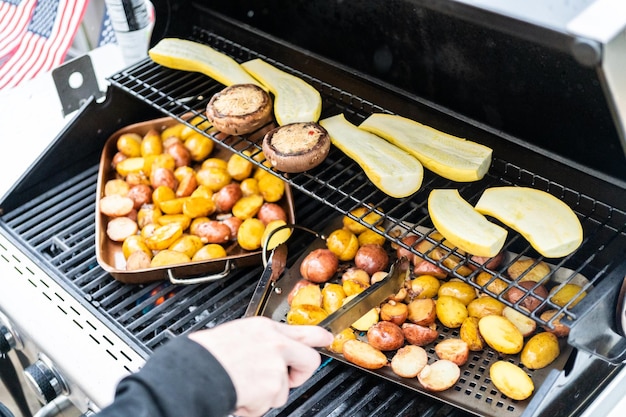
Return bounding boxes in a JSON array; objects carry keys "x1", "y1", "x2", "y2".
[
  {"x1": 367, "y1": 321, "x2": 405, "y2": 351},
  {"x1": 434, "y1": 338, "x2": 470, "y2": 366},
  {"x1": 380, "y1": 301, "x2": 409, "y2": 326},
  {"x1": 505, "y1": 280, "x2": 549, "y2": 312},
  {"x1": 418, "y1": 360, "x2": 461, "y2": 392},
  {"x1": 391, "y1": 345, "x2": 428, "y2": 378},
  {"x1": 395, "y1": 235, "x2": 419, "y2": 263},
  {"x1": 540, "y1": 309, "x2": 571, "y2": 337},
  {"x1": 407, "y1": 298, "x2": 437, "y2": 326},
  {"x1": 257, "y1": 202, "x2": 288, "y2": 225},
  {"x1": 413, "y1": 257, "x2": 447, "y2": 279},
  {"x1": 221, "y1": 215, "x2": 242, "y2": 240},
  {"x1": 402, "y1": 322, "x2": 439, "y2": 346},
  {"x1": 341, "y1": 267, "x2": 370, "y2": 286},
  {"x1": 127, "y1": 184, "x2": 152, "y2": 209},
  {"x1": 166, "y1": 141, "x2": 191, "y2": 167},
  {"x1": 300, "y1": 248, "x2": 339, "y2": 283},
  {"x1": 213, "y1": 183, "x2": 242, "y2": 213},
  {"x1": 354, "y1": 244, "x2": 389, "y2": 275},
  {"x1": 470, "y1": 251, "x2": 505, "y2": 271},
  {"x1": 192, "y1": 220, "x2": 231, "y2": 244}
]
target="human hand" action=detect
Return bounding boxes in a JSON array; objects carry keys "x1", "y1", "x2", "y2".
[{"x1": 189, "y1": 316, "x2": 334, "y2": 417}]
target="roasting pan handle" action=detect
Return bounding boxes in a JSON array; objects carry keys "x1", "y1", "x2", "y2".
[{"x1": 167, "y1": 261, "x2": 233, "y2": 285}]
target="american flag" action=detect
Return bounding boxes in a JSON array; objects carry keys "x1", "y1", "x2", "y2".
[{"x1": 0, "y1": 0, "x2": 87, "y2": 90}]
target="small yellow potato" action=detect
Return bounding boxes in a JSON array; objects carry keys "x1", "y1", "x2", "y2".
[
  {"x1": 467, "y1": 296, "x2": 505, "y2": 319},
  {"x1": 117, "y1": 133, "x2": 142, "y2": 157},
  {"x1": 168, "y1": 234, "x2": 204, "y2": 259},
  {"x1": 191, "y1": 244, "x2": 227, "y2": 261},
  {"x1": 459, "y1": 317, "x2": 485, "y2": 351},
  {"x1": 489, "y1": 360, "x2": 534, "y2": 401},
  {"x1": 290, "y1": 284, "x2": 323, "y2": 308},
  {"x1": 237, "y1": 218, "x2": 265, "y2": 251},
  {"x1": 350, "y1": 306, "x2": 380, "y2": 331},
  {"x1": 507, "y1": 259, "x2": 550, "y2": 282},
  {"x1": 521, "y1": 332, "x2": 560, "y2": 370},
  {"x1": 261, "y1": 219, "x2": 291, "y2": 250},
  {"x1": 474, "y1": 271, "x2": 509, "y2": 295},
  {"x1": 286, "y1": 304, "x2": 328, "y2": 325},
  {"x1": 357, "y1": 227, "x2": 386, "y2": 247},
  {"x1": 479, "y1": 315, "x2": 524, "y2": 354},
  {"x1": 144, "y1": 223, "x2": 184, "y2": 251},
  {"x1": 328, "y1": 328, "x2": 357, "y2": 354},
  {"x1": 549, "y1": 284, "x2": 587, "y2": 308},
  {"x1": 227, "y1": 150, "x2": 254, "y2": 181},
  {"x1": 321, "y1": 283, "x2": 346, "y2": 314},
  {"x1": 232, "y1": 194, "x2": 264, "y2": 220},
  {"x1": 342, "y1": 206, "x2": 383, "y2": 235},
  {"x1": 342, "y1": 340, "x2": 387, "y2": 370},
  {"x1": 436, "y1": 295, "x2": 468, "y2": 329},
  {"x1": 122, "y1": 234, "x2": 152, "y2": 260},
  {"x1": 150, "y1": 249, "x2": 191, "y2": 267},
  {"x1": 438, "y1": 280, "x2": 477, "y2": 306},
  {"x1": 258, "y1": 174, "x2": 285, "y2": 202},
  {"x1": 326, "y1": 228, "x2": 359, "y2": 261},
  {"x1": 410, "y1": 274, "x2": 441, "y2": 299}
]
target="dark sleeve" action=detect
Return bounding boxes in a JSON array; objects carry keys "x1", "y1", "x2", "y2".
[{"x1": 95, "y1": 336, "x2": 237, "y2": 417}]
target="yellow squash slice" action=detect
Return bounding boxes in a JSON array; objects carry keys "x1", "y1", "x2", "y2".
[
  {"x1": 475, "y1": 187, "x2": 583, "y2": 258},
  {"x1": 241, "y1": 58, "x2": 322, "y2": 125},
  {"x1": 148, "y1": 38, "x2": 262, "y2": 88},
  {"x1": 359, "y1": 113, "x2": 492, "y2": 182},
  {"x1": 319, "y1": 114, "x2": 423, "y2": 198},
  {"x1": 428, "y1": 189, "x2": 507, "y2": 257}
]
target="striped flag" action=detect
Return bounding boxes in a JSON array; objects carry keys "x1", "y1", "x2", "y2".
[{"x1": 0, "y1": 0, "x2": 87, "y2": 90}]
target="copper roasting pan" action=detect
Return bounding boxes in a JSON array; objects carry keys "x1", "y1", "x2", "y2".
[
  {"x1": 250, "y1": 216, "x2": 589, "y2": 417},
  {"x1": 95, "y1": 115, "x2": 295, "y2": 284}
]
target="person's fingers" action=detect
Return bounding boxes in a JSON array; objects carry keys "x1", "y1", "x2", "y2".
[
  {"x1": 234, "y1": 369, "x2": 289, "y2": 417},
  {"x1": 285, "y1": 346, "x2": 322, "y2": 387},
  {"x1": 272, "y1": 320, "x2": 334, "y2": 347}
]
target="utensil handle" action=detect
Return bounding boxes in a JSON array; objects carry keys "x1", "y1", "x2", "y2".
[{"x1": 167, "y1": 261, "x2": 233, "y2": 285}]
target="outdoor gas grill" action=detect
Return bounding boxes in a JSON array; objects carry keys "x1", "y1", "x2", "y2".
[{"x1": 1, "y1": 1, "x2": 626, "y2": 416}]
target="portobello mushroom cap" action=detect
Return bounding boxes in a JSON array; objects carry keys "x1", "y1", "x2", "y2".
[
  {"x1": 206, "y1": 83, "x2": 273, "y2": 135},
  {"x1": 262, "y1": 122, "x2": 331, "y2": 173}
]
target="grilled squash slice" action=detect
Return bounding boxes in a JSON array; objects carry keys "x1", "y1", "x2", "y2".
[
  {"x1": 319, "y1": 114, "x2": 423, "y2": 198},
  {"x1": 359, "y1": 113, "x2": 492, "y2": 182},
  {"x1": 428, "y1": 189, "x2": 507, "y2": 257},
  {"x1": 241, "y1": 58, "x2": 322, "y2": 126},
  {"x1": 148, "y1": 38, "x2": 262, "y2": 88},
  {"x1": 475, "y1": 187, "x2": 583, "y2": 258}
]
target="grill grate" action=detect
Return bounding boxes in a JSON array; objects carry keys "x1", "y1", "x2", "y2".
[{"x1": 107, "y1": 29, "x2": 626, "y2": 332}]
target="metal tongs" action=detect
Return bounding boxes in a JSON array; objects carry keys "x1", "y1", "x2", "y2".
[{"x1": 244, "y1": 242, "x2": 288, "y2": 318}]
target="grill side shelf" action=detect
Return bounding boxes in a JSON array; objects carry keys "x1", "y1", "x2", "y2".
[{"x1": 107, "y1": 34, "x2": 626, "y2": 342}]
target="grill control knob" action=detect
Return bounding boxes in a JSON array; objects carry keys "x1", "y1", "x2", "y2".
[
  {"x1": 0, "y1": 311, "x2": 22, "y2": 354},
  {"x1": 23, "y1": 354, "x2": 69, "y2": 404}
]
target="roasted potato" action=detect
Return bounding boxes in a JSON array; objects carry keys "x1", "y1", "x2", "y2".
[
  {"x1": 520, "y1": 332, "x2": 560, "y2": 370},
  {"x1": 391, "y1": 345, "x2": 428, "y2": 378},
  {"x1": 489, "y1": 361, "x2": 534, "y2": 401},
  {"x1": 436, "y1": 295, "x2": 468, "y2": 329},
  {"x1": 478, "y1": 315, "x2": 524, "y2": 355},
  {"x1": 434, "y1": 338, "x2": 469, "y2": 366},
  {"x1": 367, "y1": 321, "x2": 405, "y2": 351},
  {"x1": 342, "y1": 340, "x2": 387, "y2": 370},
  {"x1": 418, "y1": 360, "x2": 461, "y2": 392}
]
